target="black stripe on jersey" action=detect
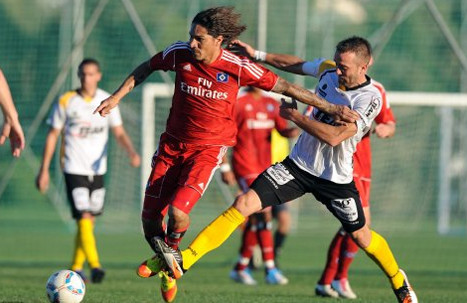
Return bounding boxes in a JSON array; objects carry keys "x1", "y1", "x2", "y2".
[{"x1": 318, "y1": 68, "x2": 337, "y2": 83}]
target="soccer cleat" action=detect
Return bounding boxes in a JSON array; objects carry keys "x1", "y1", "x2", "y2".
[
  {"x1": 153, "y1": 237, "x2": 185, "y2": 279},
  {"x1": 265, "y1": 268, "x2": 289, "y2": 285},
  {"x1": 159, "y1": 271, "x2": 178, "y2": 302},
  {"x1": 137, "y1": 254, "x2": 163, "y2": 278},
  {"x1": 73, "y1": 270, "x2": 88, "y2": 283},
  {"x1": 394, "y1": 269, "x2": 418, "y2": 303},
  {"x1": 229, "y1": 268, "x2": 257, "y2": 285},
  {"x1": 331, "y1": 278, "x2": 357, "y2": 299},
  {"x1": 90, "y1": 267, "x2": 106, "y2": 283},
  {"x1": 315, "y1": 284, "x2": 339, "y2": 298}
]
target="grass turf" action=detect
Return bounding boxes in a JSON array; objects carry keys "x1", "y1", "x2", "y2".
[{"x1": 1, "y1": 191, "x2": 467, "y2": 302}]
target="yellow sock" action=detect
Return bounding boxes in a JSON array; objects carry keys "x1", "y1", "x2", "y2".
[
  {"x1": 71, "y1": 234, "x2": 86, "y2": 271},
  {"x1": 362, "y1": 230, "x2": 404, "y2": 289},
  {"x1": 78, "y1": 218, "x2": 101, "y2": 269},
  {"x1": 181, "y1": 206, "x2": 245, "y2": 270}
]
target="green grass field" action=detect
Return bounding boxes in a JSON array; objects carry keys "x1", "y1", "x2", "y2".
[{"x1": 1, "y1": 192, "x2": 467, "y2": 303}]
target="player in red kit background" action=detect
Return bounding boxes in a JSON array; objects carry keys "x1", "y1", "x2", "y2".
[
  {"x1": 94, "y1": 6, "x2": 358, "y2": 302},
  {"x1": 220, "y1": 86, "x2": 299, "y2": 285},
  {"x1": 315, "y1": 79, "x2": 396, "y2": 299}
]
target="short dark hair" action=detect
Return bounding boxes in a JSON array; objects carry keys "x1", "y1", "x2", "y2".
[
  {"x1": 78, "y1": 58, "x2": 100, "y2": 76},
  {"x1": 192, "y1": 6, "x2": 247, "y2": 46},
  {"x1": 336, "y1": 36, "x2": 372, "y2": 64}
]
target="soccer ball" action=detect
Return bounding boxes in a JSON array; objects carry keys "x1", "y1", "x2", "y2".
[{"x1": 46, "y1": 270, "x2": 86, "y2": 303}]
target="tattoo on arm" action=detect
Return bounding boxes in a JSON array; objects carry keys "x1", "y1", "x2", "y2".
[{"x1": 272, "y1": 77, "x2": 335, "y2": 113}]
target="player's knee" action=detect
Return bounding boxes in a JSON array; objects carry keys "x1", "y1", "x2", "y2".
[
  {"x1": 169, "y1": 206, "x2": 190, "y2": 226},
  {"x1": 350, "y1": 225, "x2": 371, "y2": 248},
  {"x1": 233, "y1": 191, "x2": 262, "y2": 217}
]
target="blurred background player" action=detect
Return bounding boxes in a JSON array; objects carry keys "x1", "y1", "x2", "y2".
[
  {"x1": 35, "y1": 58, "x2": 141, "y2": 283},
  {"x1": 94, "y1": 6, "x2": 354, "y2": 303},
  {"x1": 0, "y1": 67, "x2": 25, "y2": 157},
  {"x1": 220, "y1": 86, "x2": 298, "y2": 285},
  {"x1": 315, "y1": 78, "x2": 396, "y2": 299}
]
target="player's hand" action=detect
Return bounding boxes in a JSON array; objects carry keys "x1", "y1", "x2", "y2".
[
  {"x1": 0, "y1": 116, "x2": 25, "y2": 157},
  {"x1": 35, "y1": 170, "x2": 50, "y2": 194},
  {"x1": 373, "y1": 122, "x2": 396, "y2": 138},
  {"x1": 221, "y1": 171, "x2": 236, "y2": 186},
  {"x1": 279, "y1": 98, "x2": 299, "y2": 122},
  {"x1": 228, "y1": 40, "x2": 256, "y2": 58},
  {"x1": 329, "y1": 105, "x2": 359, "y2": 124},
  {"x1": 94, "y1": 96, "x2": 119, "y2": 117},
  {"x1": 129, "y1": 153, "x2": 141, "y2": 168}
]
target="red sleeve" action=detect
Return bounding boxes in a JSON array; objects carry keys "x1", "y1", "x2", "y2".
[
  {"x1": 374, "y1": 86, "x2": 396, "y2": 124},
  {"x1": 149, "y1": 41, "x2": 190, "y2": 71},
  {"x1": 238, "y1": 58, "x2": 279, "y2": 91}
]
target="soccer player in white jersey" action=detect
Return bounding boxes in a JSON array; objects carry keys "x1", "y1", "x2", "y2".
[
  {"x1": 153, "y1": 37, "x2": 417, "y2": 303},
  {"x1": 36, "y1": 58, "x2": 141, "y2": 284},
  {"x1": 94, "y1": 7, "x2": 358, "y2": 303}
]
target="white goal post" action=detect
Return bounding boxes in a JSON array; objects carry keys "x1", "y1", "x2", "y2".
[{"x1": 141, "y1": 82, "x2": 467, "y2": 235}]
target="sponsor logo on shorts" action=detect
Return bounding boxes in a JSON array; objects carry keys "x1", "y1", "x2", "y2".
[
  {"x1": 331, "y1": 197, "x2": 358, "y2": 222},
  {"x1": 266, "y1": 163, "x2": 295, "y2": 186}
]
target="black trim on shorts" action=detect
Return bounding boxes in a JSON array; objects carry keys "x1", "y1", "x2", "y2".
[
  {"x1": 250, "y1": 157, "x2": 365, "y2": 233},
  {"x1": 64, "y1": 173, "x2": 105, "y2": 219}
]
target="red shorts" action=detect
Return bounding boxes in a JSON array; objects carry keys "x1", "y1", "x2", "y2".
[
  {"x1": 353, "y1": 175, "x2": 371, "y2": 208},
  {"x1": 143, "y1": 133, "x2": 228, "y2": 219}
]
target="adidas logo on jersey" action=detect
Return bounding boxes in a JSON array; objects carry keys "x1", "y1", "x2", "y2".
[{"x1": 183, "y1": 64, "x2": 192, "y2": 71}]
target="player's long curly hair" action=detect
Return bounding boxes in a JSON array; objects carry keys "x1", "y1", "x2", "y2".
[{"x1": 192, "y1": 6, "x2": 247, "y2": 46}]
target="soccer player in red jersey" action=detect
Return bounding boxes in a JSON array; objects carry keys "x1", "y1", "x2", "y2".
[
  {"x1": 220, "y1": 86, "x2": 299, "y2": 285},
  {"x1": 315, "y1": 79, "x2": 396, "y2": 299},
  {"x1": 94, "y1": 7, "x2": 358, "y2": 302}
]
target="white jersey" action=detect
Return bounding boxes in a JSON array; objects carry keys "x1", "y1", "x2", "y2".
[
  {"x1": 47, "y1": 88, "x2": 122, "y2": 176},
  {"x1": 289, "y1": 58, "x2": 382, "y2": 184}
]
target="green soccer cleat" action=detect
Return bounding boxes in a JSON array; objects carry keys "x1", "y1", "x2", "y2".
[
  {"x1": 137, "y1": 254, "x2": 164, "y2": 278},
  {"x1": 159, "y1": 271, "x2": 177, "y2": 302}
]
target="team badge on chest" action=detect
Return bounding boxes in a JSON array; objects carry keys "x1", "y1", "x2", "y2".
[{"x1": 216, "y1": 72, "x2": 229, "y2": 83}]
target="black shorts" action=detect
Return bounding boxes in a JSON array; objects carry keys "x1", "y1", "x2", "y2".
[
  {"x1": 64, "y1": 173, "x2": 105, "y2": 219},
  {"x1": 250, "y1": 157, "x2": 365, "y2": 233}
]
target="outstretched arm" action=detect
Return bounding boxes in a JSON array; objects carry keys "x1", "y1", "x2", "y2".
[
  {"x1": 111, "y1": 125, "x2": 141, "y2": 167},
  {"x1": 272, "y1": 77, "x2": 359, "y2": 123},
  {"x1": 0, "y1": 69, "x2": 25, "y2": 157},
  {"x1": 230, "y1": 40, "x2": 306, "y2": 75},
  {"x1": 94, "y1": 60, "x2": 153, "y2": 117}
]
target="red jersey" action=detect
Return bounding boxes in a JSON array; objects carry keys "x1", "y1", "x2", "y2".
[
  {"x1": 232, "y1": 92, "x2": 289, "y2": 177},
  {"x1": 149, "y1": 41, "x2": 279, "y2": 146},
  {"x1": 353, "y1": 80, "x2": 396, "y2": 179}
]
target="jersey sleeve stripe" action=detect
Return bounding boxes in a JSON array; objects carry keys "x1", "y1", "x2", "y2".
[
  {"x1": 222, "y1": 52, "x2": 264, "y2": 75},
  {"x1": 222, "y1": 56, "x2": 262, "y2": 79},
  {"x1": 221, "y1": 53, "x2": 264, "y2": 79},
  {"x1": 162, "y1": 41, "x2": 190, "y2": 59}
]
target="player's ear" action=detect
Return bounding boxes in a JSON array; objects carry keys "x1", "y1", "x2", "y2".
[{"x1": 215, "y1": 35, "x2": 224, "y2": 47}]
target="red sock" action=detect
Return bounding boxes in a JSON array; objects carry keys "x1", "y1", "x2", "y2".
[
  {"x1": 257, "y1": 221, "x2": 275, "y2": 269},
  {"x1": 318, "y1": 230, "x2": 345, "y2": 285},
  {"x1": 335, "y1": 234, "x2": 359, "y2": 280},
  {"x1": 166, "y1": 226, "x2": 188, "y2": 250},
  {"x1": 235, "y1": 224, "x2": 258, "y2": 271}
]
